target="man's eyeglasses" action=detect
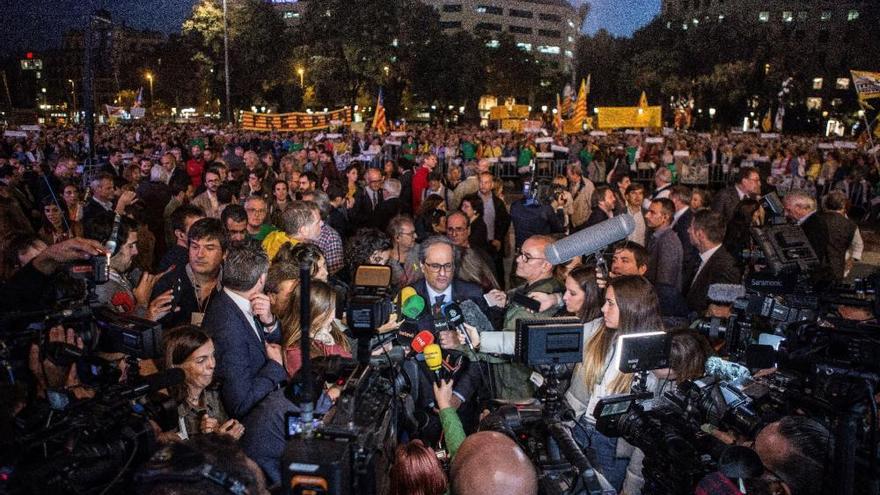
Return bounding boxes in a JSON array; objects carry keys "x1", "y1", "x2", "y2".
[
  {"x1": 447, "y1": 226, "x2": 468, "y2": 233},
  {"x1": 423, "y1": 262, "x2": 454, "y2": 274},
  {"x1": 516, "y1": 249, "x2": 545, "y2": 263}
]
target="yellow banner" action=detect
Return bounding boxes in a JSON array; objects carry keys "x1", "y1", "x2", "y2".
[
  {"x1": 596, "y1": 106, "x2": 662, "y2": 129},
  {"x1": 489, "y1": 105, "x2": 530, "y2": 120},
  {"x1": 240, "y1": 107, "x2": 352, "y2": 132},
  {"x1": 851, "y1": 70, "x2": 880, "y2": 101}
]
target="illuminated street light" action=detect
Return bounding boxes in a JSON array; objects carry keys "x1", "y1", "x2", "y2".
[
  {"x1": 297, "y1": 67, "x2": 304, "y2": 87},
  {"x1": 145, "y1": 72, "x2": 154, "y2": 106}
]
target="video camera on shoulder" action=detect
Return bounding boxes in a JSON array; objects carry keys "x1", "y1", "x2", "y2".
[{"x1": 68, "y1": 252, "x2": 111, "y2": 285}]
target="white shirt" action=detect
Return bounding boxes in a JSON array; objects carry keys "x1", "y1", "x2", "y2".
[
  {"x1": 224, "y1": 288, "x2": 261, "y2": 342},
  {"x1": 425, "y1": 283, "x2": 453, "y2": 307},
  {"x1": 693, "y1": 244, "x2": 722, "y2": 283}
]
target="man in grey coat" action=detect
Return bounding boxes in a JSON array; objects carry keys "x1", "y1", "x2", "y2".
[{"x1": 644, "y1": 198, "x2": 683, "y2": 293}]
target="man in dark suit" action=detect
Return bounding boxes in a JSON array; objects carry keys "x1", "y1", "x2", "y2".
[
  {"x1": 670, "y1": 185, "x2": 700, "y2": 290},
  {"x1": 712, "y1": 166, "x2": 761, "y2": 223},
  {"x1": 101, "y1": 150, "x2": 125, "y2": 178},
  {"x1": 374, "y1": 178, "x2": 404, "y2": 231},
  {"x1": 783, "y1": 190, "x2": 827, "y2": 265},
  {"x1": 584, "y1": 185, "x2": 616, "y2": 228},
  {"x1": 820, "y1": 190, "x2": 857, "y2": 282},
  {"x1": 82, "y1": 172, "x2": 137, "y2": 223},
  {"x1": 685, "y1": 209, "x2": 742, "y2": 314},
  {"x1": 408, "y1": 236, "x2": 487, "y2": 440},
  {"x1": 478, "y1": 172, "x2": 511, "y2": 283},
  {"x1": 160, "y1": 152, "x2": 192, "y2": 193},
  {"x1": 350, "y1": 167, "x2": 384, "y2": 229},
  {"x1": 202, "y1": 240, "x2": 287, "y2": 419}
]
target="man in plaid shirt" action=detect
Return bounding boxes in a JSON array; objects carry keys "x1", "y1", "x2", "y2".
[{"x1": 302, "y1": 190, "x2": 344, "y2": 274}]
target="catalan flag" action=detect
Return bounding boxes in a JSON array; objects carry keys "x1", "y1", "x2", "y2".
[
  {"x1": 638, "y1": 91, "x2": 648, "y2": 111},
  {"x1": 561, "y1": 83, "x2": 574, "y2": 118},
  {"x1": 371, "y1": 88, "x2": 388, "y2": 135},
  {"x1": 133, "y1": 87, "x2": 143, "y2": 108},
  {"x1": 573, "y1": 77, "x2": 588, "y2": 127},
  {"x1": 761, "y1": 107, "x2": 773, "y2": 133}
]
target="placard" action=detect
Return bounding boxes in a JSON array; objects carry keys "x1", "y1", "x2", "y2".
[
  {"x1": 550, "y1": 145, "x2": 569, "y2": 153},
  {"x1": 760, "y1": 133, "x2": 780, "y2": 139},
  {"x1": 390, "y1": 131, "x2": 407, "y2": 137},
  {"x1": 834, "y1": 141, "x2": 857, "y2": 149},
  {"x1": 536, "y1": 152, "x2": 554, "y2": 159},
  {"x1": 645, "y1": 137, "x2": 664, "y2": 144},
  {"x1": 673, "y1": 150, "x2": 690, "y2": 158},
  {"x1": 624, "y1": 129, "x2": 641, "y2": 135},
  {"x1": 589, "y1": 131, "x2": 607, "y2": 137},
  {"x1": 535, "y1": 137, "x2": 553, "y2": 144},
  {"x1": 4, "y1": 130, "x2": 27, "y2": 138}
]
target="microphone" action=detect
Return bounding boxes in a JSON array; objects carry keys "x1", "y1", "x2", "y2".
[
  {"x1": 410, "y1": 330, "x2": 435, "y2": 354},
  {"x1": 544, "y1": 214, "x2": 635, "y2": 265},
  {"x1": 422, "y1": 343, "x2": 443, "y2": 383},
  {"x1": 707, "y1": 284, "x2": 746, "y2": 305},
  {"x1": 120, "y1": 368, "x2": 185, "y2": 400},
  {"x1": 399, "y1": 286, "x2": 426, "y2": 320},
  {"x1": 441, "y1": 302, "x2": 475, "y2": 351}
]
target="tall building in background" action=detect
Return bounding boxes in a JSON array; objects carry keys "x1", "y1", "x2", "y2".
[{"x1": 271, "y1": 0, "x2": 580, "y2": 72}]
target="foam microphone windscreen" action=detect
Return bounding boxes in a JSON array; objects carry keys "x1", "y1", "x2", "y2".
[
  {"x1": 402, "y1": 294, "x2": 426, "y2": 319},
  {"x1": 400, "y1": 286, "x2": 417, "y2": 303},
  {"x1": 544, "y1": 214, "x2": 636, "y2": 265},
  {"x1": 707, "y1": 284, "x2": 746, "y2": 304},
  {"x1": 411, "y1": 330, "x2": 435, "y2": 353},
  {"x1": 459, "y1": 300, "x2": 494, "y2": 335},
  {"x1": 423, "y1": 344, "x2": 443, "y2": 372}
]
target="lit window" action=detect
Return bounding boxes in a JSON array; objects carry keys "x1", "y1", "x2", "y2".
[
  {"x1": 692, "y1": 18, "x2": 699, "y2": 25},
  {"x1": 812, "y1": 78, "x2": 823, "y2": 90},
  {"x1": 516, "y1": 42, "x2": 532, "y2": 51},
  {"x1": 782, "y1": 11, "x2": 793, "y2": 23},
  {"x1": 847, "y1": 10, "x2": 859, "y2": 21},
  {"x1": 718, "y1": 14, "x2": 725, "y2": 21},
  {"x1": 565, "y1": 50, "x2": 574, "y2": 58},
  {"x1": 758, "y1": 12, "x2": 769, "y2": 22},
  {"x1": 537, "y1": 45, "x2": 561, "y2": 55},
  {"x1": 476, "y1": 5, "x2": 502, "y2": 15},
  {"x1": 567, "y1": 36, "x2": 574, "y2": 43},
  {"x1": 682, "y1": 22, "x2": 689, "y2": 30},
  {"x1": 568, "y1": 19, "x2": 575, "y2": 28},
  {"x1": 486, "y1": 39, "x2": 500, "y2": 48},
  {"x1": 836, "y1": 78, "x2": 850, "y2": 90},
  {"x1": 806, "y1": 97, "x2": 822, "y2": 110},
  {"x1": 820, "y1": 11, "x2": 832, "y2": 21}
]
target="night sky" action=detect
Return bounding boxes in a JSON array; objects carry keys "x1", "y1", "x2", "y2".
[{"x1": 0, "y1": 0, "x2": 662, "y2": 59}]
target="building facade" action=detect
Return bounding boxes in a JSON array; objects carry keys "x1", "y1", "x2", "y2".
[{"x1": 271, "y1": 0, "x2": 581, "y2": 72}]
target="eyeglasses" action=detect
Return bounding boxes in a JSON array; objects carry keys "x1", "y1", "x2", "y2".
[
  {"x1": 447, "y1": 226, "x2": 468, "y2": 233},
  {"x1": 245, "y1": 207, "x2": 267, "y2": 214},
  {"x1": 423, "y1": 262, "x2": 454, "y2": 274},
  {"x1": 398, "y1": 231, "x2": 416, "y2": 237},
  {"x1": 516, "y1": 249, "x2": 545, "y2": 263}
]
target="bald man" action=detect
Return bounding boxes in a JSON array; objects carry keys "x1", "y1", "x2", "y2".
[{"x1": 451, "y1": 431, "x2": 538, "y2": 495}]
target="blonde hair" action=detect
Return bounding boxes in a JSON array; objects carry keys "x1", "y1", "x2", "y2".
[
  {"x1": 581, "y1": 275, "x2": 663, "y2": 394},
  {"x1": 281, "y1": 280, "x2": 348, "y2": 355}
]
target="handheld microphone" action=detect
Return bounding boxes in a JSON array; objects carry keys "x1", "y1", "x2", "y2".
[
  {"x1": 544, "y1": 214, "x2": 635, "y2": 265},
  {"x1": 401, "y1": 292, "x2": 426, "y2": 320},
  {"x1": 410, "y1": 330, "x2": 435, "y2": 354},
  {"x1": 422, "y1": 343, "x2": 443, "y2": 383},
  {"x1": 441, "y1": 302, "x2": 475, "y2": 351}
]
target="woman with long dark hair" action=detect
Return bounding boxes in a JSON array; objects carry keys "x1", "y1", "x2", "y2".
[{"x1": 281, "y1": 280, "x2": 351, "y2": 378}]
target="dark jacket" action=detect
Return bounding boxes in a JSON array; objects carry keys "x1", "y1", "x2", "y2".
[
  {"x1": 150, "y1": 263, "x2": 222, "y2": 329},
  {"x1": 672, "y1": 208, "x2": 700, "y2": 289},
  {"x1": 685, "y1": 246, "x2": 742, "y2": 314},
  {"x1": 712, "y1": 186, "x2": 744, "y2": 223},
  {"x1": 82, "y1": 197, "x2": 112, "y2": 223},
  {"x1": 584, "y1": 207, "x2": 610, "y2": 229},
  {"x1": 202, "y1": 290, "x2": 288, "y2": 419},
  {"x1": 816, "y1": 212, "x2": 856, "y2": 282},
  {"x1": 350, "y1": 187, "x2": 383, "y2": 230},
  {"x1": 509, "y1": 199, "x2": 565, "y2": 249},
  {"x1": 374, "y1": 196, "x2": 404, "y2": 232}
]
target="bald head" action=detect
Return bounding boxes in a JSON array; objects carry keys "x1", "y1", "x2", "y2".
[{"x1": 451, "y1": 431, "x2": 537, "y2": 495}]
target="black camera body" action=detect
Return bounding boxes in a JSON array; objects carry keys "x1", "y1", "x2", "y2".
[{"x1": 346, "y1": 265, "x2": 394, "y2": 338}]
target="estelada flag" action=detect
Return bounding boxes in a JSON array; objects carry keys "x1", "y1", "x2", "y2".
[
  {"x1": 371, "y1": 88, "x2": 388, "y2": 135},
  {"x1": 761, "y1": 108, "x2": 773, "y2": 132},
  {"x1": 638, "y1": 91, "x2": 648, "y2": 111},
  {"x1": 555, "y1": 93, "x2": 565, "y2": 135},
  {"x1": 851, "y1": 70, "x2": 880, "y2": 101}
]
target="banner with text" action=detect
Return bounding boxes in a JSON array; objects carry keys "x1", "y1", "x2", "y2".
[{"x1": 240, "y1": 107, "x2": 352, "y2": 132}]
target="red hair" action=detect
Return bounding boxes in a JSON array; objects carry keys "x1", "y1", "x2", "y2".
[{"x1": 389, "y1": 440, "x2": 447, "y2": 495}]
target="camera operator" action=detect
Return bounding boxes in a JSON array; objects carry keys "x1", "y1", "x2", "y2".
[
  {"x1": 700, "y1": 416, "x2": 833, "y2": 495},
  {"x1": 0, "y1": 237, "x2": 103, "y2": 313},
  {"x1": 202, "y1": 240, "x2": 287, "y2": 419},
  {"x1": 150, "y1": 218, "x2": 226, "y2": 328},
  {"x1": 83, "y1": 211, "x2": 174, "y2": 321},
  {"x1": 567, "y1": 275, "x2": 664, "y2": 494}
]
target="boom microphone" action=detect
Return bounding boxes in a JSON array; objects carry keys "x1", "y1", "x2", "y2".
[{"x1": 544, "y1": 214, "x2": 635, "y2": 265}]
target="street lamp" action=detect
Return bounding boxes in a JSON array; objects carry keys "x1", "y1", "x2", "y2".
[
  {"x1": 383, "y1": 65, "x2": 390, "y2": 77},
  {"x1": 145, "y1": 72, "x2": 154, "y2": 106},
  {"x1": 68, "y1": 79, "x2": 77, "y2": 120},
  {"x1": 296, "y1": 67, "x2": 304, "y2": 88}
]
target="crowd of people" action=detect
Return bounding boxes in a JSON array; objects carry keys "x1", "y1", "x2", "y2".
[{"x1": 0, "y1": 121, "x2": 874, "y2": 494}]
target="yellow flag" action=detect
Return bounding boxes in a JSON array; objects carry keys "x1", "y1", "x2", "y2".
[
  {"x1": 555, "y1": 93, "x2": 565, "y2": 134},
  {"x1": 761, "y1": 108, "x2": 772, "y2": 132},
  {"x1": 638, "y1": 91, "x2": 648, "y2": 110}
]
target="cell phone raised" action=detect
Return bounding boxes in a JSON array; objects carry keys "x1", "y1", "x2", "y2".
[{"x1": 511, "y1": 292, "x2": 541, "y2": 313}]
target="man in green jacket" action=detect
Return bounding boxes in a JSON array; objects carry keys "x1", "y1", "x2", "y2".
[{"x1": 483, "y1": 234, "x2": 563, "y2": 399}]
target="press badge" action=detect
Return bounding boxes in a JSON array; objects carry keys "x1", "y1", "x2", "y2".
[{"x1": 191, "y1": 312, "x2": 205, "y2": 326}]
